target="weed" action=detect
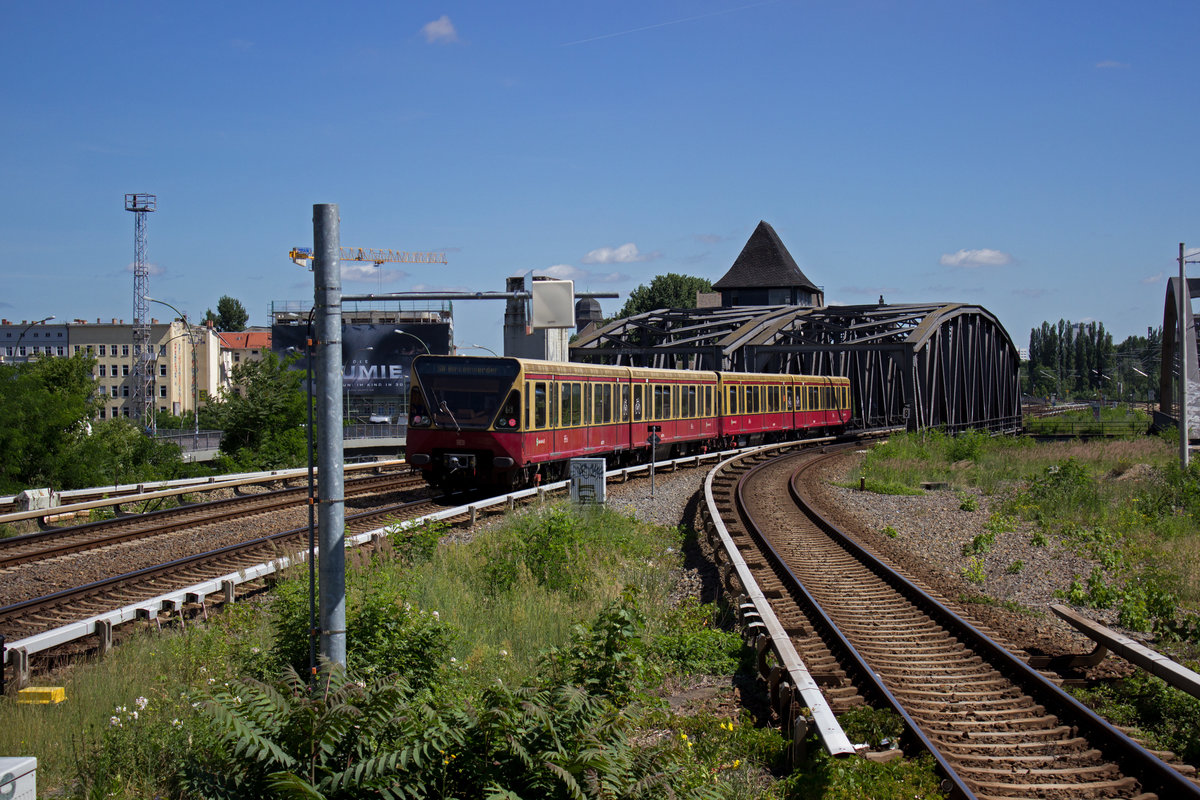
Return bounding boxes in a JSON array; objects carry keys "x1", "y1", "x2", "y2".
[
  {"x1": 838, "y1": 706, "x2": 903, "y2": 748},
  {"x1": 962, "y1": 557, "x2": 986, "y2": 585},
  {"x1": 882, "y1": 524, "x2": 899, "y2": 539},
  {"x1": 958, "y1": 492, "x2": 979, "y2": 512},
  {"x1": 1007, "y1": 560, "x2": 1025, "y2": 574}
]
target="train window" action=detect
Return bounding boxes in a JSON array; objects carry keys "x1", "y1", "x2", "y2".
[
  {"x1": 652, "y1": 385, "x2": 663, "y2": 420},
  {"x1": 525, "y1": 382, "x2": 531, "y2": 428},
  {"x1": 727, "y1": 386, "x2": 737, "y2": 414},
  {"x1": 633, "y1": 384, "x2": 643, "y2": 421},
  {"x1": 550, "y1": 383, "x2": 559, "y2": 427},
  {"x1": 785, "y1": 385, "x2": 793, "y2": 410},
  {"x1": 584, "y1": 383, "x2": 592, "y2": 425},
  {"x1": 687, "y1": 386, "x2": 696, "y2": 418},
  {"x1": 571, "y1": 383, "x2": 582, "y2": 426},
  {"x1": 622, "y1": 385, "x2": 631, "y2": 421},
  {"x1": 534, "y1": 383, "x2": 547, "y2": 428},
  {"x1": 603, "y1": 383, "x2": 612, "y2": 423}
]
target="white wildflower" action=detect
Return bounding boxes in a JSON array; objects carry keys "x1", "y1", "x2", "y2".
[
  {"x1": 499, "y1": 650, "x2": 508, "y2": 658},
  {"x1": 135, "y1": 696, "x2": 149, "y2": 710},
  {"x1": 431, "y1": 610, "x2": 440, "y2": 620},
  {"x1": 171, "y1": 718, "x2": 182, "y2": 728},
  {"x1": 109, "y1": 716, "x2": 121, "y2": 727},
  {"x1": 131, "y1": 711, "x2": 139, "y2": 721}
]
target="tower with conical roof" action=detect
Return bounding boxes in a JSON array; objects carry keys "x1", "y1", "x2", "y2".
[{"x1": 712, "y1": 221, "x2": 823, "y2": 308}]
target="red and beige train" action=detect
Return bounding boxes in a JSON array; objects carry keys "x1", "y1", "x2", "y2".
[{"x1": 405, "y1": 355, "x2": 852, "y2": 490}]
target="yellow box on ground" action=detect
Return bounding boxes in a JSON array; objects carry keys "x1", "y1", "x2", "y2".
[{"x1": 16, "y1": 687, "x2": 66, "y2": 704}]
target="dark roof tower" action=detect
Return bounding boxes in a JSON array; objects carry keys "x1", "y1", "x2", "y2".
[{"x1": 713, "y1": 221, "x2": 823, "y2": 307}]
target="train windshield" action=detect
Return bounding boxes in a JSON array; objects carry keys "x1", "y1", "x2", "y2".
[{"x1": 410, "y1": 356, "x2": 521, "y2": 430}]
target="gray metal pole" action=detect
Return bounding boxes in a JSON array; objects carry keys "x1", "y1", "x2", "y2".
[
  {"x1": 314, "y1": 204, "x2": 346, "y2": 668},
  {"x1": 1181, "y1": 243, "x2": 1190, "y2": 469}
]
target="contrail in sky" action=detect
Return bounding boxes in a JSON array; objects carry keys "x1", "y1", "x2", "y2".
[{"x1": 559, "y1": 1, "x2": 779, "y2": 47}]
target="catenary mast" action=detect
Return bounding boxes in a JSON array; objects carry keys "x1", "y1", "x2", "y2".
[{"x1": 125, "y1": 193, "x2": 157, "y2": 431}]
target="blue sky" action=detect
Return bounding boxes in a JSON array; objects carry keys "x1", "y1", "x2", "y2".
[{"x1": 3, "y1": 1, "x2": 1198, "y2": 353}]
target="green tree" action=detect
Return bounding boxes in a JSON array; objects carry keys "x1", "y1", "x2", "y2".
[
  {"x1": 61, "y1": 418, "x2": 192, "y2": 489},
  {"x1": 615, "y1": 273, "x2": 713, "y2": 319},
  {"x1": 0, "y1": 354, "x2": 101, "y2": 492},
  {"x1": 213, "y1": 351, "x2": 307, "y2": 470},
  {"x1": 204, "y1": 295, "x2": 249, "y2": 332}
]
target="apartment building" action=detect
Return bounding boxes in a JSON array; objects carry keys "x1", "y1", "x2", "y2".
[
  {"x1": 217, "y1": 328, "x2": 272, "y2": 397},
  {"x1": 0, "y1": 317, "x2": 221, "y2": 420}
]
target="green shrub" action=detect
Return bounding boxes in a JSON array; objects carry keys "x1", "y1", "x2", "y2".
[
  {"x1": 541, "y1": 588, "x2": 650, "y2": 700},
  {"x1": 387, "y1": 517, "x2": 447, "y2": 563},
  {"x1": 647, "y1": 599, "x2": 744, "y2": 676},
  {"x1": 882, "y1": 525, "x2": 899, "y2": 539},
  {"x1": 962, "y1": 557, "x2": 986, "y2": 585},
  {"x1": 269, "y1": 568, "x2": 456, "y2": 690}
]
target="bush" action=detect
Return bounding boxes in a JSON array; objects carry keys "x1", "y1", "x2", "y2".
[
  {"x1": 647, "y1": 599, "x2": 744, "y2": 676},
  {"x1": 269, "y1": 567, "x2": 456, "y2": 691}
]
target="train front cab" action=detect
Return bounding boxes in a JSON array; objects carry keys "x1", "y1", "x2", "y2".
[{"x1": 405, "y1": 355, "x2": 525, "y2": 489}]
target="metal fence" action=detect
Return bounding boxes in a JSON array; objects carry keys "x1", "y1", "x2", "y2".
[{"x1": 153, "y1": 429, "x2": 224, "y2": 452}]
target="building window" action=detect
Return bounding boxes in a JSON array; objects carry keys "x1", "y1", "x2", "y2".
[
  {"x1": 159, "y1": 363, "x2": 167, "y2": 377},
  {"x1": 99, "y1": 364, "x2": 107, "y2": 377},
  {"x1": 18, "y1": 346, "x2": 26, "y2": 356},
  {"x1": 122, "y1": 364, "x2": 130, "y2": 376},
  {"x1": 160, "y1": 385, "x2": 168, "y2": 397},
  {"x1": 111, "y1": 386, "x2": 119, "y2": 397},
  {"x1": 4, "y1": 347, "x2": 11, "y2": 356},
  {"x1": 86, "y1": 345, "x2": 94, "y2": 354},
  {"x1": 159, "y1": 345, "x2": 166, "y2": 355},
  {"x1": 98, "y1": 407, "x2": 106, "y2": 419},
  {"x1": 112, "y1": 406, "x2": 119, "y2": 417},
  {"x1": 56, "y1": 346, "x2": 64, "y2": 356},
  {"x1": 73, "y1": 345, "x2": 80, "y2": 354},
  {"x1": 234, "y1": 353, "x2": 241, "y2": 362},
  {"x1": 121, "y1": 345, "x2": 129, "y2": 357},
  {"x1": 99, "y1": 345, "x2": 106, "y2": 356},
  {"x1": 122, "y1": 407, "x2": 130, "y2": 418}
]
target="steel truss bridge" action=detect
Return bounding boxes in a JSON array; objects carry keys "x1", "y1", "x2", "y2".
[{"x1": 571, "y1": 302, "x2": 1021, "y2": 433}]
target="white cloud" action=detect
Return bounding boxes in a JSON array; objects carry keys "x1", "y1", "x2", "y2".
[
  {"x1": 1095, "y1": 60, "x2": 1129, "y2": 69},
  {"x1": 939, "y1": 249, "x2": 1013, "y2": 268},
  {"x1": 535, "y1": 264, "x2": 628, "y2": 283},
  {"x1": 422, "y1": 16, "x2": 459, "y2": 44},
  {"x1": 581, "y1": 242, "x2": 661, "y2": 264},
  {"x1": 341, "y1": 264, "x2": 409, "y2": 283},
  {"x1": 411, "y1": 282, "x2": 472, "y2": 292},
  {"x1": 694, "y1": 233, "x2": 722, "y2": 245},
  {"x1": 125, "y1": 262, "x2": 166, "y2": 276},
  {"x1": 1141, "y1": 271, "x2": 1165, "y2": 285}
]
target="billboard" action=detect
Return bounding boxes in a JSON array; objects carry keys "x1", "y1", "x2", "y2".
[{"x1": 273, "y1": 322, "x2": 451, "y2": 396}]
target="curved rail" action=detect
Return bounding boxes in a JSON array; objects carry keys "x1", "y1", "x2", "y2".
[{"x1": 783, "y1": 450, "x2": 1200, "y2": 799}]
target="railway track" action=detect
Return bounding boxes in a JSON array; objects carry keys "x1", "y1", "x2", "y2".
[
  {"x1": 706, "y1": 444, "x2": 1200, "y2": 800},
  {"x1": 0, "y1": 472, "x2": 426, "y2": 570},
  {"x1": 0, "y1": 492, "x2": 460, "y2": 643}
]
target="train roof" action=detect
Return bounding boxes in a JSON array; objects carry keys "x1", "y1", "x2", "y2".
[{"x1": 414, "y1": 355, "x2": 847, "y2": 384}]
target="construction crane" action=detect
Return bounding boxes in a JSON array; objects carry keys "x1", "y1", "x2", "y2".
[{"x1": 289, "y1": 247, "x2": 448, "y2": 268}]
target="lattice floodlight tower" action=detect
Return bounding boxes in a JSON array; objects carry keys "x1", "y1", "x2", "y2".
[{"x1": 125, "y1": 193, "x2": 157, "y2": 432}]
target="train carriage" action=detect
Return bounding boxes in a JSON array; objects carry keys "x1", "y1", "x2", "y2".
[{"x1": 405, "y1": 355, "x2": 850, "y2": 491}]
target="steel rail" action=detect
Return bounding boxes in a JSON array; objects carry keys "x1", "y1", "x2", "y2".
[
  {"x1": 787, "y1": 450, "x2": 1200, "y2": 800},
  {"x1": 730, "y1": 447, "x2": 975, "y2": 799},
  {"x1": 702, "y1": 440, "x2": 856, "y2": 758},
  {"x1": 0, "y1": 474, "x2": 424, "y2": 568},
  {"x1": 0, "y1": 460, "x2": 411, "y2": 526}
]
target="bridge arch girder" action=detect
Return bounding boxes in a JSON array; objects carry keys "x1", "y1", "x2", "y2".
[{"x1": 571, "y1": 302, "x2": 1021, "y2": 432}]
